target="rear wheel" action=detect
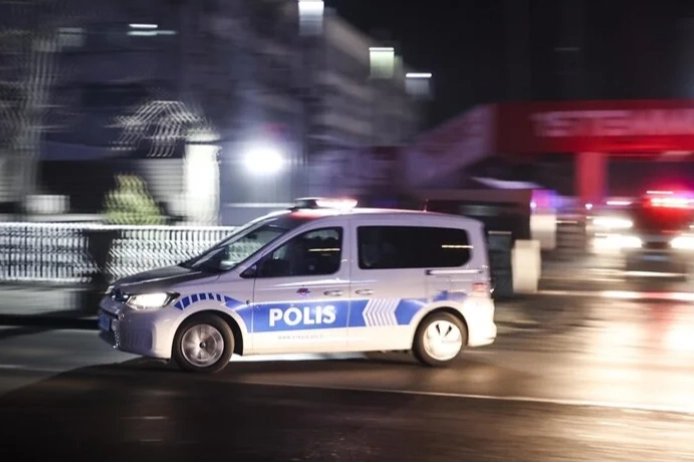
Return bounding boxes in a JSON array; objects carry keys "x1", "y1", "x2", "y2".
[
  {"x1": 173, "y1": 314, "x2": 234, "y2": 374},
  {"x1": 413, "y1": 312, "x2": 467, "y2": 367}
]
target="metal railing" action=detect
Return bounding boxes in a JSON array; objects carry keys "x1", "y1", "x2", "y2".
[{"x1": 0, "y1": 223, "x2": 238, "y2": 284}]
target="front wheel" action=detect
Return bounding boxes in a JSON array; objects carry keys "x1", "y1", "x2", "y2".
[
  {"x1": 173, "y1": 314, "x2": 234, "y2": 374},
  {"x1": 413, "y1": 312, "x2": 467, "y2": 367}
]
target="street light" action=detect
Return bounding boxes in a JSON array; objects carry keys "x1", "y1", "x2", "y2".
[
  {"x1": 298, "y1": 0, "x2": 324, "y2": 36},
  {"x1": 406, "y1": 72, "x2": 433, "y2": 99},
  {"x1": 243, "y1": 144, "x2": 286, "y2": 176},
  {"x1": 406, "y1": 73, "x2": 433, "y2": 79},
  {"x1": 369, "y1": 47, "x2": 395, "y2": 79}
]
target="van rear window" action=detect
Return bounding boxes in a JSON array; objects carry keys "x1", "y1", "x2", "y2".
[{"x1": 357, "y1": 226, "x2": 471, "y2": 270}]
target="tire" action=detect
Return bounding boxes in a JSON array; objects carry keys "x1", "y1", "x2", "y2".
[
  {"x1": 413, "y1": 312, "x2": 467, "y2": 367},
  {"x1": 173, "y1": 314, "x2": 234, "y2": 374}
]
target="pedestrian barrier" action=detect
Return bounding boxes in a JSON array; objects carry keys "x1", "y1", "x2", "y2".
[
  {"x1": 0, "y1": 223, "x2": 238, "y2": 284},
  {"x1": 0, "y1": 222, "x2": 535, "y2": 299},
  {"x1": 512, "y1": 240, "x2": 542, "y2": 294}
]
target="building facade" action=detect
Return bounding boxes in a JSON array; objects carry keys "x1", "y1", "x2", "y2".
[
  {"x1": 304, "y1": 8, "x2": 421, "y2": 198},
  {"x1": 0, "y1": 0, "x2": 423, "y2": 225}
]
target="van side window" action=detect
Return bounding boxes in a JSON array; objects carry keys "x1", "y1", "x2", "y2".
[
  {"x1": 357, "y1": 226, "x2": 471, "y2": 270},
  {"x1": 256, "y1": 228, "x2": 343, "y2": 278}
]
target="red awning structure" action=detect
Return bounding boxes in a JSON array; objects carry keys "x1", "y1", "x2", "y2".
[
  {"x1": 409, "y1": 100, "x2": 694, "y2": 203},
  {"x1": 497, "y1": 100, "x2": 694, "y2": 155}
]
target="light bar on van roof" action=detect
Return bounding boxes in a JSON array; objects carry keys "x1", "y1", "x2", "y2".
[
  {"x1": 649, "y1": 196, "x2": 694, "y2": 209},
  {"x1": 293, "y1": 198, "x2": 358, "y2": 210},
  {"x1": 316, "y1": 198, "x2": 358, "y2": 210}
]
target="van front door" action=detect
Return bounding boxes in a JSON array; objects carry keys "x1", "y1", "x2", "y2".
[{"x1": 250, "y1": 225, "x2": 351, "y2": 355}]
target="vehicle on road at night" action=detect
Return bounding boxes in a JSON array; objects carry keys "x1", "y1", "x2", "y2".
[
  {"x1": 98, "y1": 198, "x2": 497, "y2": 373},
  {"x1": 591, "y1": 191, "x2": 694, "y2": 279}
]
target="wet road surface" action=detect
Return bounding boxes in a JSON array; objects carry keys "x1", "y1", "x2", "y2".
[{"x1": 2, "y1": 293, "x2": 694, "y2": 460}]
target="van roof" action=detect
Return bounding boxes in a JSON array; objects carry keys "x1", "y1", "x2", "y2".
[{"x1": 285, "y1": 207, "x2": 483, "y2": 227}]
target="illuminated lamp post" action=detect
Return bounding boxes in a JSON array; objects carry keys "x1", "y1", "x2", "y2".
[
  {"x1": 405, "y1": 72, "x2": 433, "y2": 99},
  {"x1": 369, "y1": 47, "x2": 395, "y2": 79},
  {"x1": 242, "y1": 143, "x2": 286, "y2": 177},
  {"x1": 298, "y1": 0, "x2": 324, "y2": 36}
]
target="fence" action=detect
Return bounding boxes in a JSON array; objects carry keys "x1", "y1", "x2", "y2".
[
  {"x1": 1, "y1": 222, "x2": 519, "y2": 295},
  {"x1": 0, "y1": 223, "x2": 238, "y2": 284}
]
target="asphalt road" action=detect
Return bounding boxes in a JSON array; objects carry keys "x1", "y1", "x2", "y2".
[{"x1": 2, "y1": 293, "x2": 694, "y2": 460}]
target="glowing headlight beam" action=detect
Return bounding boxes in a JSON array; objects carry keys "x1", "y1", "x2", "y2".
[
  {"x1": 593, "y1": 234, "x2": 642, "y2": 250},
  {"x1": 127, "y1": 293, "x2": 176, "y2": 310},
  {"x1": 593, "y1": 217, "x2": 633, "y2": 230},
  {"x1": 671, "y1": 236, "x2": 694, "y2": 250}
]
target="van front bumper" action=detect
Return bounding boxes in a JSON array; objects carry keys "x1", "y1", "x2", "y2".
[{"x1": 98, "y1": 297, "x2": 174, "y2": 359}]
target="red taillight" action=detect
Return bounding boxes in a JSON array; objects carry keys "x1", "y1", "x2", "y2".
[
  {"x1": 473, "y1": 282, "x2": 489, "y2": 294},
  {"x1": 649, "y1": 197, "x2": 693, "y2": 209},
  {"x1": 644, "y1": 190, "x2": 694, "y2": 209}
]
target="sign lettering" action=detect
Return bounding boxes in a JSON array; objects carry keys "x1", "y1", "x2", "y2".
[
  {"x1": 268, "y1": 305, "x2": 337, "y2": 328},
  {"x1": 532, "y1": 109, "x2": 694, "y2": 138}
]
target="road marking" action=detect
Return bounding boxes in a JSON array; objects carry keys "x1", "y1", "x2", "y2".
[
  {"x1": 236, "y1": 380, "x2": 694, "y2": 416},
  {"x1": 122, "y1": 416, "x2": 169, "y2": 421},
  {"x1": 538, "y1": 290, "x2": 694, "y2": 301},
  {"x1": 542, "y1": 276, "x2": 624, "y2": 283}
]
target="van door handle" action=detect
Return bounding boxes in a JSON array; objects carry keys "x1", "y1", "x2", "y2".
[
  {"x1": 355, "y1": 289, "x2": 374, "y2": 296},
  {"x1": 323, "y1": 290, "x2": 343, "y2": 297}
]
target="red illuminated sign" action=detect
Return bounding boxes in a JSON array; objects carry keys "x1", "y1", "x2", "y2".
[
  {"x1": 532, "y1": 110, "x2": 694, "y2": 138},
  {"x1": 497, "y1": 100, "x2": 694, "y2": 155}
]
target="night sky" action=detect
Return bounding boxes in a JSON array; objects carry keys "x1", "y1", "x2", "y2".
[
  {"x1": 327, "y1": 0, "x2": 506, "y2": 129},
  {"x1": 328, "y1": 0, "x2": 694, "y2": 131}
]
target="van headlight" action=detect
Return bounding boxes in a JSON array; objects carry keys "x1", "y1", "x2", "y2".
[
  {"x1": 594, "y1": 234, "x2": 642, "y2": 250},
  {"x1": 126, "y1": 292, "x2": 179, "y2": 311},
  {"x1": 671, "y1": 236, "x2": 694, "y2": 250},
  {"x1": 593, "y1": 217, "x2": 633, "y2": 230},
  {"x1": 621, "y1": 235, "x2": 643, "y2": 249}
]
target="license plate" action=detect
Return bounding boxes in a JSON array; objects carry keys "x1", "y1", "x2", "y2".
[
  {"x1": 98, "y1": 314, "x2": 112, "y2": 332},
  {"x1": 642, "y1": 254, "x2": 668, "y2": 262}
]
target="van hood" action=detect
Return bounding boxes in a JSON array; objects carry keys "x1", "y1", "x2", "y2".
[{"x1": 115, "y1": 265, "x2": 213, "y2": 293}]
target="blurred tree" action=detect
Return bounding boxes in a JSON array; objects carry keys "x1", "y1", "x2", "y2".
[{"x1": 103, "y1": 174, "x2": 165, "y2": 225}]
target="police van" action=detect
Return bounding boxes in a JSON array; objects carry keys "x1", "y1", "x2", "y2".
[{"x1": 98, "y1": 199, "x2": 497, "y2": 373}]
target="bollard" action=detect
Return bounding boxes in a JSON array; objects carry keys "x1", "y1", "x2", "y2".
[
  {"x1": 530, "y1": 213, "x2": 557, "y2": 251},
  {"x1": 512, "y1": 240, "x2": 541, "y2": 294},
  {"x1": 487, "y1": 232, "x2": 513, "y2": 299}
]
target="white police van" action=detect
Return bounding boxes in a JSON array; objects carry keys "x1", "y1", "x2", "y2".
[{"x1": 98, "y1": 199, "x2": 497, "y2": 373}]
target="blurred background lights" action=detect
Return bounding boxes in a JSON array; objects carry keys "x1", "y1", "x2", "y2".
[
  {"x1": 298, "y1": 0, "x2": 324, "y2": 36},
  {"x1": 243, "y1": 144, "x2": 286, "y2": 176},
  {"x1": 369, "y1": 47, "x2": 395, "y2": 79},
  {"x1": 406, "y1": 72, "x2": 433, "y2": 99}
]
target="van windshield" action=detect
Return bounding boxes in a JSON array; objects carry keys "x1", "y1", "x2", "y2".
[{"x1": 181, "y1": 215, "x2": 305, "y2": 272}]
